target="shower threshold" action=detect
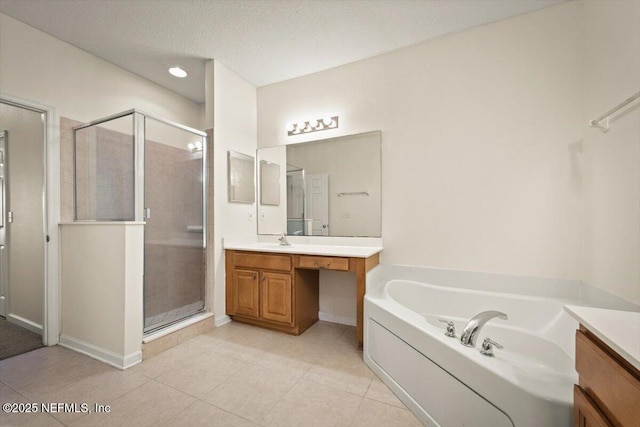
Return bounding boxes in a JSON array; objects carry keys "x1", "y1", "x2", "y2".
[{"x1": 144, "y1": 301, "x2": 205, "y2": 335}]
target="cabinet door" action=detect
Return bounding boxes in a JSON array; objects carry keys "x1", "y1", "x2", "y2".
[
  {"x1": 261, "y1": 272, "x2": 292, "y2": 324},
  {"x1": 230, "y1": 269, "x2": 260, "y2": 318},
  {"x1": 574, "y1": 385, "x2": 612, "y2": 427}
]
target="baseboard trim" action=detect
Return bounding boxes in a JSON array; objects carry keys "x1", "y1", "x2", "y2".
[
  {"x1": 59, "y1": 335, "x2": 141, "y2": 370},
  {"x1": 215, "y1": 314, "x2": 231, "y2": 327},
  {"x1": 7, "y1": 314, "x2": 43, "y2": 335},
  {"x1": 318, "y1": 311, "x2": 356, "y2": 327}
]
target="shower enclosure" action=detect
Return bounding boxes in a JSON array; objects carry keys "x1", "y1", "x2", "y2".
[{"x1": 73, "y1": 110, "x2": 206, "y2": 333}]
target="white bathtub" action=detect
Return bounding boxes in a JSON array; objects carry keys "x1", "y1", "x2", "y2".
[{"x1": 364, "y1": 276, "x2": 581, "y2": 427}]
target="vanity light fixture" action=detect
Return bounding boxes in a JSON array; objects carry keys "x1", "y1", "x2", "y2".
[
  {"x1": 287, "y1": 115, "x2": 339, "y2": 136},
  {"x1": 187, "y1": 141, "x2": 203, "y2": 153},
  {"x1": 168, "y1": 66, "x2": 188, "y2": 78}
]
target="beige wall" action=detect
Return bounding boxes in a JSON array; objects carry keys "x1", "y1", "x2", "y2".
[
  {"x1": 0, "y1": 102, "x2": 45, "y2": 328},
  {"x1": 212, "y1": 60, "x2": 258, "y2": 320},
  {"x1": 0, "y1": 12, "x2": 202, "y2": 131},
  {"x1": 582, "y1": 0, "x2": 640, "y2": 305},
  {"x1": 258, "y1": 2, "x2": 584, "y2": 281},
  {"x1": 60, "y1": 223, "x2": 143, "y2": 368}
]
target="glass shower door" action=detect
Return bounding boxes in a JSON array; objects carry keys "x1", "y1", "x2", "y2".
[{"x1": 143, "y1": 117, "x2": 205, "y2": 332}]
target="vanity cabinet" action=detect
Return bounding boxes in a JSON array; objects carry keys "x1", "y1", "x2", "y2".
[
  {"x1": 574, "y1": 326, "x2": 640, "y2": 427},
  {"x1": 260, "y1": 272, "x2": 293, "y2": 324},
  {"x1": 226, "y1": 250, "x2": 319, "y2": 334},
  {"x1": 225, "y1": 247, "x2": 380, "y2": 346}
]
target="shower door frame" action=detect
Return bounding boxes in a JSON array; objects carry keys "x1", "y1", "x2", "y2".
[
  {"x1": 139, "y1": 113, "x2": 208, "y2": 333},
  {"x1": 72, "y1": 109, "x2": 208, "y2": 334}
]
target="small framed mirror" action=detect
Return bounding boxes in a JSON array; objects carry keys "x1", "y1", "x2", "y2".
[
  {"x1": 260, "y1": 160, "x2": 280, "y2": 206},
  {"x1": 227, "y1": 151, "x2": 255, "y2": 203}
]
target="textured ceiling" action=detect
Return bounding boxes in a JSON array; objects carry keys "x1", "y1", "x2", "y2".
[{"x1": 0, "y1": 0, "x2": 567, "y2": 103}]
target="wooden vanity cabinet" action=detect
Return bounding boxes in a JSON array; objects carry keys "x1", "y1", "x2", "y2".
[
  {"x1": 226, "y1": 250, "x2": 319, "y2": 334},
  {"x1": 574, "y1": 326, "x2": 640, "y2": 427}
]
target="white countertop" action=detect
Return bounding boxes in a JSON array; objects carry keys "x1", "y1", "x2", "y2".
[
  {"x1": 223, "y1": 241, "x2": 382, "y2": 258},
  {"x1": 564, "y1": 305, "x2": 640, "y2": 371}
]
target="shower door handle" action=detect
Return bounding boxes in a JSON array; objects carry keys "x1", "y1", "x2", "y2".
[
  {"x1": 143, "y1": 208, "x2": 151, "y2": 220},
  {"x1": 7, "y1": 211, "x2": 13, "y2": 223}
]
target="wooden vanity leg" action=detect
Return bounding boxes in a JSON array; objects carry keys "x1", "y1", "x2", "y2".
[{"x1": 354, "y1": 258, "x2": 366, "y2": 349}]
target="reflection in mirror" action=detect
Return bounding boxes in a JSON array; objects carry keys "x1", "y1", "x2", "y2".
[
  {"x1": 260, "y1": 160, "x2": 280, "y2": 206},
  {"x1": 286, "y1": 164, "x2": 310, "y2": 235},
  {"x1": 257, "y1": 131, "x2": 381, "y2": 237},
  {"x1": 227, "y1": 151, "x2": 255, "y2": 203}
]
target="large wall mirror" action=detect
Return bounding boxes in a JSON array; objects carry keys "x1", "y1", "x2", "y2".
[
  {"x1": 257, "y1": 131, "x2": 381, "y2": 237},
  {"x1": 227, "y1": 151, "x2": 255, "y2": 203}
]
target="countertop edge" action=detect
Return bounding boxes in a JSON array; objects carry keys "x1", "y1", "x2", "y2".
[
  {"x1": 223, "y1": 244, "x2": 383, "y2": 258},
  {"x1": 564, "y1": 305, "x2": 640, "y2": 372}
]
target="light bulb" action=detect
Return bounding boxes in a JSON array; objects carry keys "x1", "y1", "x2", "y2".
[
  {"x1": 168, "y1": 67, "x2": 188, "y2": 78},
  {"x1": 187, "y1": 143, "x2": 195, "y2": 150},
  {"x1": 195, "y1": 141, "x2": 202, "y2": 149},
  {"x1": 286, "y1": 123, "x2": 295, "y2": 132},
  {"x1": 322, "y1": 117, "x2": 333, "y2": 127},
  {"x1": 309, "y1": 119, "x2": 318, "y2": 128},
  {"x1": 297, "y1": 121, "x2": 307, "y2": 131}
]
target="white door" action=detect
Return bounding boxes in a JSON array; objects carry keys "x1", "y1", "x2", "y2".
[
  {"x1": 305, "y1": 173, "x2": 329, "y2": 236},
  {"x1": 0, "y1": 131, "x2": 8, "y2": 317}
]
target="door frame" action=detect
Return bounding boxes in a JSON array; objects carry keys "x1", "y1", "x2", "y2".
[{"x1": 1, "y1": 93, "x2": 60, "y2": 346}]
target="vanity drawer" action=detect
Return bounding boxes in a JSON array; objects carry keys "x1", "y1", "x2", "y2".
[
  {"x1": 233, "y1": 252, "x2": 292, "y2": 272},
  {"x1": 575, "y1": 330, "x2": 640, "y2": 427},
  {"x1": 298, "y1": 255, "x2": 349, "y2": 271}
]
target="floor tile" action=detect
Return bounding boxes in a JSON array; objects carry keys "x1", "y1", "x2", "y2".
[
  {"x1": 191, "y1": 332, "x2": 272, "y2": 365},
  {"x1": 364, "y1": 376, "x2": 405, "y2": 408},
  {"x1": 263, "y1": 379, "x2": 363, "y2": 427},
  {"x1": 0, "y1": 381, "x2": 65, "y2": 427},
  {"x1": 303, "y1": 348, "x2": 374, "y2": 396},
  {"x1": 32, "y1": 367, "x2": 151, "y2": 424},
  {"x1": 332, "y1": 326, "x2": 361, "y2": 355},
  {"x1": 161, "y1": 401, "x2": 258, "y2": 427},
  {"x1": 294, "y1": 321, "x2": 347, "y2": 347},
  {"x1": 0, "y1": 346, "x2": 111, "y2": 398},
  {"x1": 69, "y1": 380, "x2": 194, "y2": 427},
  {"x1": 129, "y1": 340, "x2": 204, "y2": 379},
  {"x1": 350, "y1": 398, "x2": 422, "y2": 427},
  {"x1": 0, "y1": 321, "x2": 419, "y2": 427},
  {"x1": 252, "y1": 338, "x2": 323, "y2": 377},
  {"x1": 203, "y1": 364, "x2": 298, "y2": 424},
  {"x1": 155, "y1": 351, "x2": 245, "y2": 398}
]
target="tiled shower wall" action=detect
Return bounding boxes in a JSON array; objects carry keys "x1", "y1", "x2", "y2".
[{"x1": 60, "y1": 117, "x2": 204, "y2": 320}]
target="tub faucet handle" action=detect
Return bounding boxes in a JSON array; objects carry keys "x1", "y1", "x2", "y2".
[
  {"x1": 438, "y1": 319, "x2": 456, "y2": 338},
  {"x1": 480, "y1": 337, "x2": 503, "y2": 357}
]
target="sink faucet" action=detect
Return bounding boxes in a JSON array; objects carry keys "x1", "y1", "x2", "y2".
[
  {"x1": 459, "y1": 310, "x2": 508, "y2": 347},
  {"x1": 278, "y1": 233, "x2": 291, "y2": 246}
]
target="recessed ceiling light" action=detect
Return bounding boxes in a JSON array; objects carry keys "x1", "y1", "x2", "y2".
[{"x1": 168, "y1": 66, "x2": 187, "y2": 78}]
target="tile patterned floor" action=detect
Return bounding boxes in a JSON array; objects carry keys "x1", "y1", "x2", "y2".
[{"x1": 0, "y1": 321, "x2": 422, "y2": 427}]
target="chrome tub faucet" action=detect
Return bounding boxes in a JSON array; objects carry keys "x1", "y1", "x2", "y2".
[{"x1": 460, "y1": 310, "x2": 508, "y2": 347}]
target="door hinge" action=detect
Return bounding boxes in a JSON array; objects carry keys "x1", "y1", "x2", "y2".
[{"x1": 46, "y1": 235, "x2": 50, "y2": 243}]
